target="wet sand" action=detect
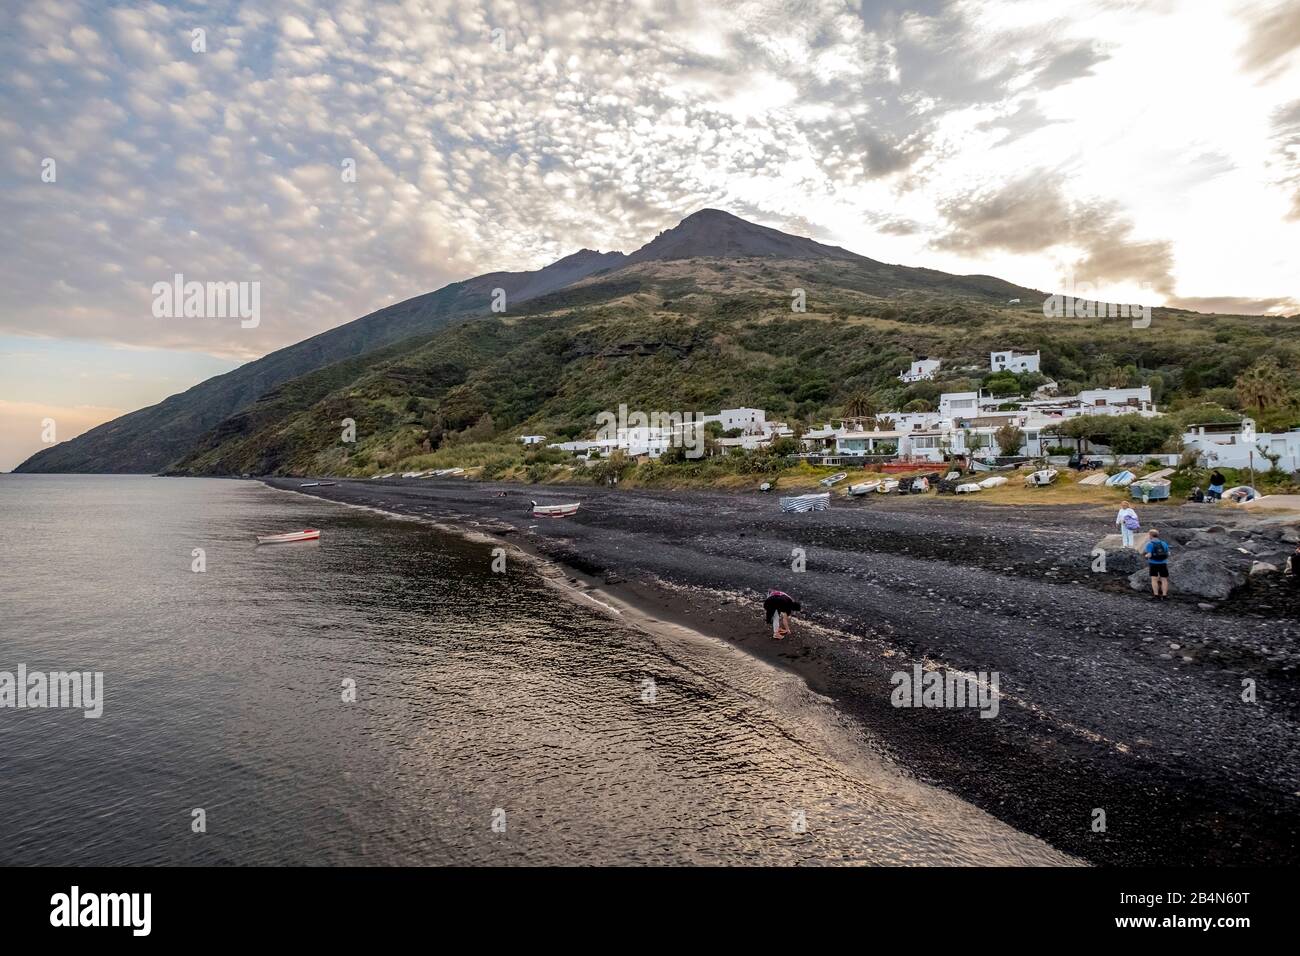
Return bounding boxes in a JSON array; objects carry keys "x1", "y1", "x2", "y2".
[{"x1": 265, "y1": 476, "x2": 1300, "y2": 865}]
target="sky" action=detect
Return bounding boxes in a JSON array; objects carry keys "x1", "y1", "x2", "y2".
[{"x1": 2, "y1": 0, "x2": 1299, "y2": 469}]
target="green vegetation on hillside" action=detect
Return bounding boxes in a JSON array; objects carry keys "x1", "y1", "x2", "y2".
[{"x1": 169, "y1": 258, "x2": 1300, "y2": 478}]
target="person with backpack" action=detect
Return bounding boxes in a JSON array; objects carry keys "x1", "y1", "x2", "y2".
[
  {"x1": 1143, "y1": 530, "x2": 1171, "y2": 599},
  {"x1": 1116, "y1": 504, "x2": 1140, "y2": 548}
]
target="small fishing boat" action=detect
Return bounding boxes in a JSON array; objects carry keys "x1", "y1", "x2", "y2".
[
  {"x1": 318, "y1": 481, "x2": 337, "y2": 487},
  {"x1": 849, "y1": 480, "x2": 881, "y2": 496},
  {"x1": 877, "y1": 479, "x2": 899, "y2": 493},
  {"x1": 956, "y1": 482, "x2": 982, "y2": 494},
  {"x1": 257, "y1": 529, "x2": 320, "y2": 545},
  {"x1": 780, "y1": 492, "x2": 830, "y2": 513},
  {"x1": 759, "y1": 482, "x2": 772, "y2": 492},
  {"x1": 971, "y1": 456, "x2": 1031, "y2": 472},
  {"x1": 1104, "y1": 470, "x2": 1135, "y2": 487},
  {"x1": 1222, "y1": 485, "x2": 1259, "y2": 503},
  {"x1": 299, "y1": 481, "x2": 321, "y2": 487},
  {"x1": 1131, "y1": 479, "x2": 1171, "y2": 502},
  {"x1": 977, "y1": 475, "x2": 1008, "y2": 489},
  {"x1": 531, "y1": 500, "x2": 581, "y2": 518},
  {"x1": 819, "y1": 472, "x2": 848, "y2": 487},
  {"x1": 1024, "y1": 468, "x2": 1058, "y2": 487},
  {"x1": 371, "y1": 472, "x2": 396, "y2": 480}
]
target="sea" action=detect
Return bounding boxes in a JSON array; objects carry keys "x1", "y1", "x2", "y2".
[{"x1": 0, "y1": 475, "x2": 1069, "y2": 865}]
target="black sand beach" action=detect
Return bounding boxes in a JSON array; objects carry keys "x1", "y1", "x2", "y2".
[{"x1": 265, "y1": 476, "x2": 1300, "y2": 865}]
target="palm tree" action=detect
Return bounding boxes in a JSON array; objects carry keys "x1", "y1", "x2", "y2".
[
  {"x1": 1235, "y1": 359, "x2": 1289, "y2": 413},
  {"x1": 843, "y1": 391, "x2": 875, "y2": 420}
]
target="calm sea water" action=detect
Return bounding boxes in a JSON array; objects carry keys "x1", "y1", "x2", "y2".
[{"x1": 0, "y1": 475, "x2": 1069, "y2": 865}]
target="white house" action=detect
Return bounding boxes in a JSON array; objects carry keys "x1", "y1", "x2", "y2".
[
  {"x1": 899, "y1": 358, "x2": 941, "y2": 383},
  {"x1": 990, "y1": 350, "x2": 1041, "y2": 374},
  {"x1": 1078, "y1": 386, "x2": 1155, "y2": 415},
  {"x1": 835, "y1": 430, "x2": 904, "y2": 455},
  {"x1": 702, "y1": 407, "x2": 767, "y2": 432},
  {"x1": 1183, "y1": 420, "x2": 1300, "y2": 473},
  {"x1": 939, "y1": 391, "x2": 980, "y2": 418},
  {"x1": 519, "y1": 434, "x2": 547, "y2": 445}
]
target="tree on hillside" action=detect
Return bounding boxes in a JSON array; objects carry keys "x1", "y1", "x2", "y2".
[
  {"x1": 842, "y1": 391, "x2": 875, "y2": 419},
  {"x1": 902, "y1": 398, "x2": 934, "y2": 412},
  {"x1": 1235, "y1": 358, "x2": 1289, "y2": 414},
  {"x1": 995, "y1": 423, "x2": 1025, "y2": 456}
]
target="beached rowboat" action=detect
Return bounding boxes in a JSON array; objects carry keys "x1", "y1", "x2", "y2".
[
  {"x1": 532, "y1": 500, "x2": 581, "y2": 518},
  {"x1": 779, "y1": 492, "x2": 830, "y2": 513},
  {"x1": 819, "y1": 472, "x2": 849, "y2": 487},
  {"x1": 256, "y1": 529, "x2": 320, "y2": 545},
  {"x1": 849, "y1": 480, "x2": 880, "y2": 495},
  {"x1": 1132, "y1": 479, "x2": 1171, "y2": 501},
  {"x1": 1024, "y1": 468, "x2": 1058, "y2": 486}
]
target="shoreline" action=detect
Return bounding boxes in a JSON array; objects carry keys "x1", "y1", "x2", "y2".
[
  {"x1": 263, "y1": 478, "x2": 1078, "y2": 864},
  {"x1": 264, "y1": 475, "x2": 1300, "y2": 865}
]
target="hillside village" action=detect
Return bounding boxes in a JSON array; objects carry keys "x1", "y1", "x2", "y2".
[{"x1": 536, "y1": 348, "x2": 1300, "y2": 474}]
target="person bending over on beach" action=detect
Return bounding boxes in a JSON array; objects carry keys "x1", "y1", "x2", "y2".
[
  {"x1": 1116, "y1": 504, "x2": 1139, "y2": 548},
  {"x1": 1143, "y1": 530, "x2": 1171, "y2": 599},
  {"x1": 764, "y1": 589, "x2": 801, "y2": 639},
  {"x1": 1208, "y1": 470, "x2": 1226, "y2": 501}
]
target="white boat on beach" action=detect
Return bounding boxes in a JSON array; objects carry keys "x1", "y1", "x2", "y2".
[
  {"x1": 878, "y1": 478, "x2": 899, "y2": 493},
  {"x1": 371, "y1": 472, "x2": 396, "y2": 480},
  {"x1": 819, "y1": 472, "x2": 848, "y2": 487},
  {"x1": 780, "y1": 492, "x2": 830, "y2": 513},
  {"x1": 1104, "y1": 470, "x2": 1135, "y2": 487},
  {"x1": 977, "y1": 476, "x2": 1008, "y2": 489},
  {"x1": 1024, "y1": 468, "x2": 1058, "y2": 486},
  {"x1": 256, "y1": 529, "x2": 320, "y2": 545},
  {"x1": 849, "y1": 480, "x2": 881, "y2": 495},
  {"x1": 956, "y1": 482, "x2": 982, "y2": 493},
  {"x1": 532, "y1": 500, "x2": 581, "y2": 518}
]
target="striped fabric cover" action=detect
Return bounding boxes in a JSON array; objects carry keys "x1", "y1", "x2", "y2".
[{"x1": 779, "y1": 492, "x2": 830, "y2": 513}]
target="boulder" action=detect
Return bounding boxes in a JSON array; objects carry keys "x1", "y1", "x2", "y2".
[
  {"x1": 1182, "y1": 530, "x2": 1235, "y2": 550},
  {"x1": 1128, "y1": 551, "x2": 1247, "y2": 600},
  {"x1": 1100, "y1": 547, "x2": 1144, "y2": 575},
  {"x1": 1249, "y1": 561, "x2": 1279, "y2": 577}
]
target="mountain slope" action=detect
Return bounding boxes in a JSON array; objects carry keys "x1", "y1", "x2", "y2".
[
  {"x1": 627, "y1": 208, "x2": 863, "y2": 263},
  {"x1": 20, "y1": 208, "x2": 1057, "y2": 473},
  {"x1": 13, "y1": 252, "x2": 623, "y2": 473}
]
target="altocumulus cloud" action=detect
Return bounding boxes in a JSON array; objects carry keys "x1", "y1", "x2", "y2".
[{"x1": 1, "y1": 0, "x2": 1299, "y2": 372}]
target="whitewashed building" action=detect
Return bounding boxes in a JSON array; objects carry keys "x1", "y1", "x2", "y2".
[
  {"x1": 519, "y1": 434, "x2": 547, "y2": 445},
  {"x1": 1183, "y1": 420, "x2": 1300, "y2": 473},
  {"x1": 990, "y1": 350, "x2": 1041, "y2": 374},
  {"x1": 702, "y1": 407, "x2": 766, "y2": 432},
  {"x1": 899, "y1": 358, "x2": 941, "y2": 383},
  {"x1": 939, "y1": 391, "x2": 980, "y2": 418}
]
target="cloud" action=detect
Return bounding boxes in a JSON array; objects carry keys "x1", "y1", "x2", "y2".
[
  {"x1": 1239, "y1": 0, "x2": 1300, "y2": 74},
  {"x1": 1271, "y1": 98, "x2": 1300, "y2": 218},
  {"x1": 933, "y1": 170, "x2": 1176, "y2": 293},
  {"x1": 0, "y1": 0, "x2": 1297, "y2": 386}
]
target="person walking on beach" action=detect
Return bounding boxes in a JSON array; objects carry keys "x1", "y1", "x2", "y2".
[
  {"x1": 1116, "y1": 504, "x2": 1140, "y2": 548},
  {"x1": 764, "y1": 589, "x2": 801, "y2": 639},
  {"x1": 1208, "y1": 470, "x2": 1226, "y2": 501},
  {"x1": 1143, "y1": 529, "x2": 1171, "y2": 599}
]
